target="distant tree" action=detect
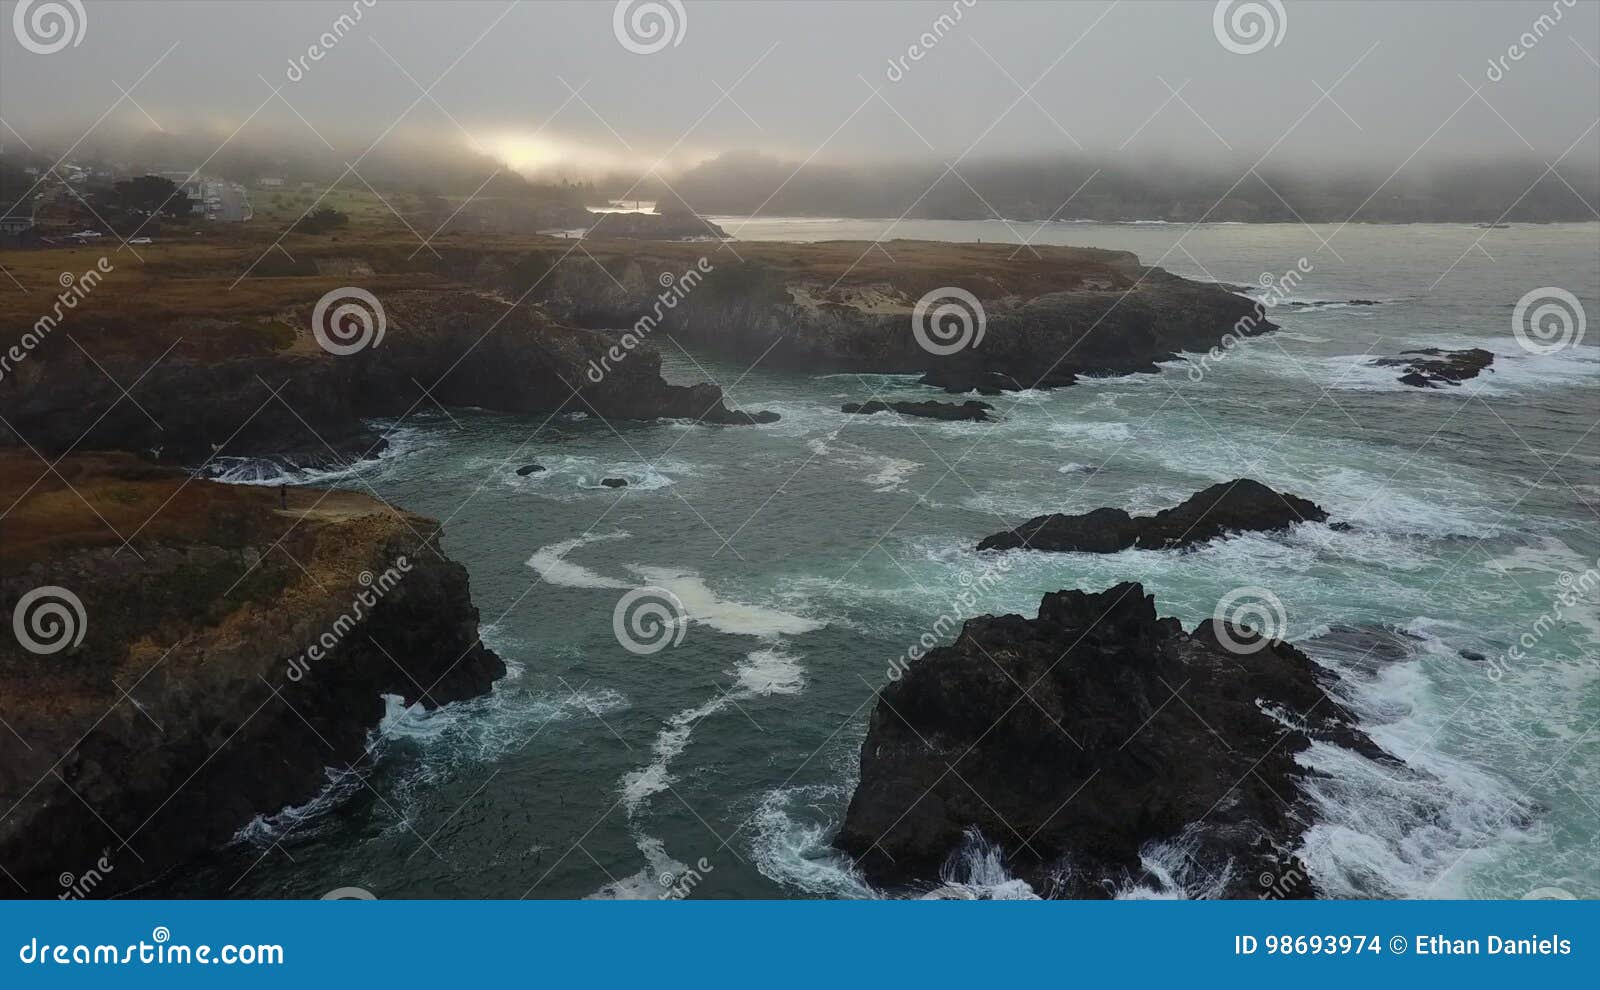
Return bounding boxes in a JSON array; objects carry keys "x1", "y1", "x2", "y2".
[
  {"x1": 291, "y1": 208, "x2": 349, "y2": 235},
  {"x1": 0, "y1": 158, "x2": 33, "y2": 204},
  {"x1": 108, "y1": 175, "x2": 187, "y2": 218}
]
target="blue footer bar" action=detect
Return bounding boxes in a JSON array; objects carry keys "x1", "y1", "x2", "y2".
[{"x1": 2, "y1": 900, "x2": 1593, "y2": 986}]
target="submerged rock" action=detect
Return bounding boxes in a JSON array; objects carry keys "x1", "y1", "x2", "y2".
[
  {"x1": 918, "y1": 368, "x2": 1079, "y2": 394},
  {"x1": 1375, "y1": 347, "x2": 1494, "y2": 388},
  {"x1": 516, "y1": 463, "x2": 546, "y2": 476},
  {"x1": 842, "y1": 399, "x2": 994, "y2": 422},
  {"x1": 977, "y1": 479, "x2": 1327, "y2": 553},
  {"x1": 600, "y1": 477, "x2": 628, "y2": 488},
  {"x1": 834, "y1": 582, "x2": 1391, "y2": 897}
]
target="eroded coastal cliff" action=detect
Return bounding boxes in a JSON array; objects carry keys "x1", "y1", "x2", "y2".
[{"x1": 0, "y1": 453, "x2": 503, "y2": 897}]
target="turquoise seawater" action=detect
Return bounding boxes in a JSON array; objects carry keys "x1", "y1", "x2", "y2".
[{"x1": 173, "y1": 220, "x2": 1598, "y2": 900}]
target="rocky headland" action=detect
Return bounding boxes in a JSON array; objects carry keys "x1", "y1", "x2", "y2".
[
  {"x1": 0, "y1": 235, "x2": 1267, "y2": 470},
  {"x1": 501, "y1": 238, "x2": 1274, "y2": 386},
  {"x1": 0, "y1": 283, "x2": 776, "y2": 471},
  {"x1": 0, "y1": 453, "x2": 503, "y2": 897},
  {"x1": 833, "y1": 582, "x2": 1392, "y2": 898},
  {"x1": 977, "y1": 479, "x2": 1327, "y2": 553}
]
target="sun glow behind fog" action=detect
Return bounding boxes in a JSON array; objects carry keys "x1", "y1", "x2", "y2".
[{"x1": 482, "y1": 130, "x2": 704, "y2": 181}]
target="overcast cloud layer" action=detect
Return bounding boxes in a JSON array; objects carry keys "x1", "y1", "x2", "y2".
[{"x1": 2, "y1": 0, "x2": 1597, "y2": 178}]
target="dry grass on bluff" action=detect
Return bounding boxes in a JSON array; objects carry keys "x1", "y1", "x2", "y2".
[
  {"x1": 0, "y1": 451, "x2": 411, "y2": 576},
  {"x1": 0, "y1": 203, "x2": 1138, "y2": 336}
]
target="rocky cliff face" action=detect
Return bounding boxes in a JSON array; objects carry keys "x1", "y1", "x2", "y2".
[
  {"x1": 0, "y1": 290, "x2": 772, "y2": 468},
  {"x1": 0, "y1": 454, "x2": 504, "y2": 897},
  {"x1": 502, "y1": 241, "x2": 1271, "y2": 383},
  {"x1": 834, "y1": 583, "x2": 1391, "y2": 898}
]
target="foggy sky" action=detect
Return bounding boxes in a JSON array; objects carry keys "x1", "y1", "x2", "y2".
[{"x1": 2, "y1": 0, "x2": 1597, "y2": 179}]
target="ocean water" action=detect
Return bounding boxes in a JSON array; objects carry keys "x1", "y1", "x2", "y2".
[{"x1": 166, "y1": 221, "x2": 1597, "y2": 900}]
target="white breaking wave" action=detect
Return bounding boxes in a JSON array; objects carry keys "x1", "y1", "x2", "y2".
[
  {"x1": 203, "y1": 423, "x2": 432, "y2": 486},
  {"x1": 919, "y1": 829, "x2": 1040, "y2": 900},
  {"x1": 611, "y1": 646, "x2": 810, "y2": 898},
  {"x1": 236, "y1": 661, "x2": 629, "y2": 847},
  {"x1": 588, "y1": 835, "x2": 689, "y2": 900},
  {"x1": 621, "y1": 647, "x2": 807, "y2": 815},
  {"x1": 1293, "y1": 626, "x2": 1538, "y2": 898},
  {"x1": 748, "y1": 783, "x2": 878, "y2": 899},
  {"x1": 628, "y1": 566, "x2": 827, "y2": 639},
  {"x1": 805, "y1": 434, "x2": 922, "y2": 492},
  {"x1": 526, "y1": 531, "x2": 633, "y2": 589}
]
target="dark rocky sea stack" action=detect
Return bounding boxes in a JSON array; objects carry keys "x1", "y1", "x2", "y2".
[
  {"x1": 1374, "y1": 347, "x2": 1494, "y2": 388},
  {"x1": 978, "y1": 479, "x2": 1327, "y2": 553},
  {"x1": 834, "y1": 583, "x2": 1391, "y2": 898}
]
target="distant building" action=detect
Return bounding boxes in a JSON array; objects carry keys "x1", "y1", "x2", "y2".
[
  {"x1": 0, "y1": 204, "x2": 33, "y2": 234},
  {"x1": 258, "y1": 176, "x2": 285, "y2": 188}
]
